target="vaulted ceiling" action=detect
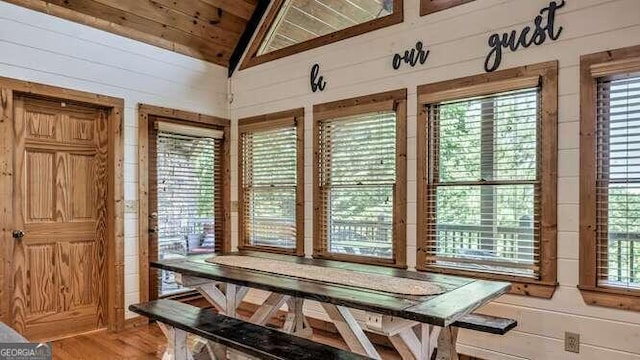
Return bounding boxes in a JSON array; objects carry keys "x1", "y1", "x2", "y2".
[{"x1": 4, "y1": 0, "x2": 261, "y2": 67}]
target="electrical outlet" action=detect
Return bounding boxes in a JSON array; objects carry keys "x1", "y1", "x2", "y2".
[{"x1": 565, "y1": 332, "x2": 580, "y2": 353}]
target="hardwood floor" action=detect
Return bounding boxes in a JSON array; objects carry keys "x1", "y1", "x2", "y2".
[
  {"x1": 52, "y1": 324, "x2": 166, "y2": 360},
  {"x1": 51, "y1": 320, "x2": 482, "y2": 359},
  {"x1": 51, "y1": 322, "x2": 402, "y2": 360}
]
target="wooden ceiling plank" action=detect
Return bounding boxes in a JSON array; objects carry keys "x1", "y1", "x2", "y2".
[
  {"x1": 153, "y1": 0, "x2": 222, "y2": 25},
  {"x1": 91, "y1": 0, "x2": 240, "y2": 49},
  {"x1": 200, "y1": 0, "x2": 255, "y2": 21},
  {"x1": 319, "y1": 0, "x2": 383, "y2": 23},
  {"x1": 278, "y1": 7, "x2": 333, "y2": 39},
  {"x1": 344, "y1": 0, "x2": 387, "y2": 18},
  {"x1": 272, "y1": 34, "x2": 297, "y2": 48},
  {"x1": 152, "y1": 0, "x2": 248, "y2": 36},
  {"x1": 290, "y1": 0, "x2": 356, "y2": 30},
  {"x1": 277, "y1": 21, "x2": 317, "y2": 43},
  {"x1": 5, "y1": 0, "x2": 232, "y2": 65}
]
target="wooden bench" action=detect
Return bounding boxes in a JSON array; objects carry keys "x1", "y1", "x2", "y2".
[
  {"x1": 362, "y1": 311, "x2": 516, "y2": 359},
  {"x1": 453, "y1": 313, "x2": 517, "y2": 335},
  {"x1": 129, "y1": 299, "x2": 370, "y2": 360}
]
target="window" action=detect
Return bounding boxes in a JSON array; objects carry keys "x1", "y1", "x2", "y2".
[
  {"x1": 238, "y1": 109, "x2": 304, "y2": 255},
  {"x1": 313, "y1": 89, "x2": 407, "y2": 267},
  {"x1": 138, "y1": 104, "x2": 230, "y2": 300},
  {"x1": 241, "y1": 0, "x2": 403, "y2": 69},
  {"x1": 421, "y1": 0, "x2": 476, "y2": 16},
  {"x1": 580, "y1": 45, "x2": 640, "y2": 311},
  {"x1": 417, "y1": 62, "x2": 558, "y2": 298}
]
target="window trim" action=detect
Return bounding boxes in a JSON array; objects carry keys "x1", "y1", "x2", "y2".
[
  {"x1": 239, "y1": 0, "x2": 404, "y2": 70},
  {"x1": 312, "y1": 89, "x2": 407, "y2": 268},
  {"x1": 579, "y1": 45, "x2": 640, "y2": 311},
  {"x1": 420, "y1": 0, "x2": 476, "y2": 16},
  {"x1": 237, "y1": 108, "x2": 305, "y2": 256},
  {"x1": 416, "y1": 62, "x2": 558, "y2": 298},
  {"x1": 138, "y1": 104, "x2": 231, "y2": 302}
]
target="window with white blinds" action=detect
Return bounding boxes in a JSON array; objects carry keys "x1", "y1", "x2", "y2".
[
  {"x1": 240, "y1": 123, "x2": 298, "y2": 250},
  {"x1": 596, "y1": 75, "x2": 640, "y2": 289},
  {"x1": 425, "y1": 88, "x2": 541, "y2": 278},
  {"x1": 154, "y1": 123, "x2": 223, "y2": 296},
  {"x1": 317, "y1": 111, "x2": 397, "y2": 259}
]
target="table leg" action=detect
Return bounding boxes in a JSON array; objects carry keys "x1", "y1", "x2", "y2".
[
  {"x1": 424, "y1": 324, "x2": 441, "y2": 359},
  {"x1": 205, "y1": 340, "x2": 227, "y2": 360},
  {"x1": 389, "y1": 326, "x2": 422, "y2": 360},
  {"x1": 283, "y1": 297, "x2": 312, "y2": 337},
  {"x1": 388, "y1": 323, "x2": 443, "y2": 360},
  {"x1": 197, "y1": 282, "x2": 228, "y2": 313},
  {"x1": 321, "y1": 304, "x2": 381, "y2": 360},
  {"x1": 157, "y1": 322, "x2": 192, "y2": 360},
  {"x1": 236, "y1": 286, "x2": 250, "y2": 309},
  {"x1": 225, "y1": 283, "x2": 238, "y2": 318},
  {"x1": 436, "y1": 326, "x2": 459, "y2": 360},
  {"x1": 249, "y1": 292, "x2": 289, "y2": 325}
]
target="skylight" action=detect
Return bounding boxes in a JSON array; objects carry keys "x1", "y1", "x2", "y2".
[{"x1": 258, "y1": 0, "x2": 394, "y2": 55}]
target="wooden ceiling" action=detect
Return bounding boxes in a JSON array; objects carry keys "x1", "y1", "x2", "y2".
[
  {"x1": 4, "y1": 0, "x2": 259, "y2": 67},
  {"x1": 258, "y1": 0, "x2": 392, "y2": 55}
]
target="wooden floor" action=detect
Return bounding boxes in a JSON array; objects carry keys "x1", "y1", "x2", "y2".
[
  {"x1": 51, "y1": 324, "x2": 165, "y2": 360},
  {"x1": 51, "y1": 323, "x2": 403, "y2": 360}
]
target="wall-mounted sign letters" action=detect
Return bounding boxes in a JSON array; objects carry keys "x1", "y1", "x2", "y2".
[
  {"x1": 392, "y1": 41, "x2": 430, "y2": 70},
  {"x1": 484, "y1": 0, "x2": 565, "y2": 72},
  {"x1": 310, "y1": 64, "x2": 327, "y2": 92}
]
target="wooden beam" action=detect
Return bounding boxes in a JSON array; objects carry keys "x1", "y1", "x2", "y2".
[{"x1": 228, "y1": 0, "x2": 270, "y2": 76}]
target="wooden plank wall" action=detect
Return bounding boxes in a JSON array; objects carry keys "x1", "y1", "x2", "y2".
[
  {"x1": 230, "y1": 0, "x2": 640, "y2": 359},
  {"x1": 0, "y1": 0, "x2": 230, "y2": 319}
]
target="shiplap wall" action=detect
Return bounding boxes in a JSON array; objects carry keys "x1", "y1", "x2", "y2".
[
  {"x1": 230, "y1": 0, "x2": 640, "y2": 359},
  {"x1": 0, "y1": 1, "x2": 229, "y2": 319}
]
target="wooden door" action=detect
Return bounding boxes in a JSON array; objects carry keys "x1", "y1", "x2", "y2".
[{"x1": 11, "y1": 96, "x2": 108, "y2": 341}]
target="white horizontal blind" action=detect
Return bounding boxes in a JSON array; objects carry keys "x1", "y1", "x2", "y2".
[
  {"x1": 155, "y1": 127, "x2": 223, "y2": 296},
  {"x1": 425, "y1": 88, "x2": 541, "y2": 278},
  {"x1": 241, "y1": 125, "x2": 297, "y2": 249},
  {"x1": 596, "y1": 75, "x2": 640, "y2": 289},
  {"x1": 318, "y1": 111, "x2": 396, "y2": 259}
]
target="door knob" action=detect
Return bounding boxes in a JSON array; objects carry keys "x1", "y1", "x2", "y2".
[{"x1": 12, "y1": 230, "x2": 25, "y2": 239}]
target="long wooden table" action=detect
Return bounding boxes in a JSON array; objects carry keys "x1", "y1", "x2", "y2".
[{"x1": 151, "y1": 251, "x2": 510, "y2": 360}]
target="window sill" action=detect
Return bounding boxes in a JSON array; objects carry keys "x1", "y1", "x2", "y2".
[
  {"x1": 238, "y1": 244, "x2": 303, "y2": 257},
  {"x1": 578, "y1": 285, "x2": 640, "y2": 312},
  {"x1": 313, "y1": 252, "x2": 408, "y2": 269},
  {"x1": 416, "y1": 265, "x2": 557, "y2": 299}
]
